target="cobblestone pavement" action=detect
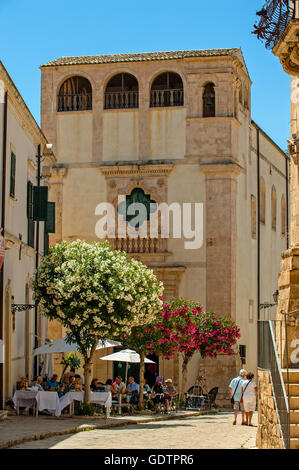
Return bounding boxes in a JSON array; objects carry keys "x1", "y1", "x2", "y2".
[{"x1": 9, "y1": 412, "x2": 257, "y2": 449}]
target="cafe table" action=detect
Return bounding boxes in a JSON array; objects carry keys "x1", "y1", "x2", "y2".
[
  {"x1": 60, "y1": 391, "x2": 112, "y2": 417},
  {"x1": 13, "y1": 390, "x2": 38, "y2": 415}
]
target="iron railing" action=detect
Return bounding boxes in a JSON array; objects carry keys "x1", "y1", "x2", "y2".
[
  {"x1": 253, "y1": 0, "x2": 299, "y2": 49},
  {"x1": 57, "y1": 93, "x2": 92, "y2": 112},
  {"x1": 258, "y1": 319, "x2": 290, "y2": 448},
  {"x1": 104, "y1": 91, "x2": 138, "y2": 110},
  {"x1": 150, "y1": 89, "x2": 184, "y2": 108}
]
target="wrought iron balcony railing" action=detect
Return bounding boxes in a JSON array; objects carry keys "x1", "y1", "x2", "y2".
[{"x1": 253, "y1": 0, "x2": 297, "y2": 49}]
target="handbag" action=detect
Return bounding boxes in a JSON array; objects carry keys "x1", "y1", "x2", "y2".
[
  {"x1": 231, "y1": 379, "x2": 241, "y2": 405},
  {"x1": 240, "y1": 380, "x2": 252, "y2": 403}
]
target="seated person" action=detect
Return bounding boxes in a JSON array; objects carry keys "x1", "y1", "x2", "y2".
[
  {"x1": 163, "y1": 378, "x2": 178, "y2": 413},
  {"x1": 16, "y1": 376, "x2": 29, "y2": 391},
  {"x1": 45, "y1": 374, "x2": 60, "y2": 391},
  {"x1": 63, "y1": 375, "x2": 76, "y2": 392},
  {"x1": 74, "y1": 374, "x2": 83, "y2": 392},
  {"x1": 90, "y1": 378, "x2": 105, "y2": 392},
  {"x1": 32, "y1": 376, "x2": 44, "y2": 391},
  {"x1": 143, "y1": 379, "x2": 152, "y2": 397},
  {"x1": 61, "y1": 368, "x2": 75, "y2": 385},
  {"x1": 126, "y1": 376, "x2": 140, "y2": 404},
  {"x1": 104, "y1": 379, "x2": 114, "y2": 393},
  {"x1": 113, "y1": 376, "x2": 126, "y2": 396},
  {"x1": 151, "y1": 377, "x2": 165, "y2": 412}
]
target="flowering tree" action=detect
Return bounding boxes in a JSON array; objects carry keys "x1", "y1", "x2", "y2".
[
  {"x1": 124, "y1": 298, "x2": 240, "y2": 406},
  {"x1": 32, "y1": 240, "x2": 163, "y2": 402}
]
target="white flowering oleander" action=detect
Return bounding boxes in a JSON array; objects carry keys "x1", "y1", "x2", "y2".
[{"x1": 31, "y1": 240, "x2": 163, "y2": 354}]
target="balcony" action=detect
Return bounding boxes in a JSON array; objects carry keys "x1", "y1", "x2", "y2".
[
  {"x1": 104, "y1": 91, "x2": 138, "y2": 110},
  {"x1": 150, "y1": 89, "x2": 184, "y2": 108},
  {"x1": 57, "y1": 93, "x2": 92, "y2": 112},
  {"x1": 110, "y1": 236, "x2": 167, "y2": 254}
]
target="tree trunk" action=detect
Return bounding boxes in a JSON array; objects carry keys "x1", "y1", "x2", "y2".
[
  {"x1": 83, "y1": 339, "x2": 98, "y2": 403},
  {"x1": 181, "y1": 357, "x2": 189, "y2": 403},
  {"x1": 138, "y1": 351, "x2": 145, "y2": 410}
]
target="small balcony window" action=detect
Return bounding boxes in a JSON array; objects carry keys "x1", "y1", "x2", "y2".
[
  {"x1": 58, "y1": 76, "x2": 92, "y2": 112},
  {"x1": 104, "y1": 73, "x2": 138, "y2": 110},
  {"x1": 150, "y1": 72, "x2": 183, "y2": 108}
]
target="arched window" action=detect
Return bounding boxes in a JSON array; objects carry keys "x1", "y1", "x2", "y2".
[
  {"x1": 104, "y1": 73, "x2": 138, "y2": 109},
  {"x1": 118, "y1": 187, "x2": 157, "y2": 227},
  {"x1": 203, "y1": 83, "x2": 215, "y2": 117},
  {"x1": 58, "y1": 76, "x2": 92, "y2": 112},
  {"x1": 281, "y1": 195, "x2": 286, "y2": 236},
  {"x1": 271, "y1": 186, "x2": 277, "y2": 231},
  {"x1": 239, "y1": 85, "x2": 243, "y2": 105},
  {"x1": 260, "y1": 178, "x2": 266, "y2": 224},
  {"x1": 150, "y1": 72, "x2": 183, "y2": 108}
]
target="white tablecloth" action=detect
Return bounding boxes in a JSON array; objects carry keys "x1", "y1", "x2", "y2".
[
  {"x1": 35, "y1": 391, "x2": 61, "y2": 417},
  {"x1": 60, "y1": 391, "x2": 112, "y2": 412},
  {"x1": 13, "y1": 390, "x2": 37, "y2": 410}
]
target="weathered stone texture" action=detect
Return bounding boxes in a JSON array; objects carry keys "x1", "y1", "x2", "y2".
[{"x1": 256, "y1": 368, "x2": 284, "y2": 449}]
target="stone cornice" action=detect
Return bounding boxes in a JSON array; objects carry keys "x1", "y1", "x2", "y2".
[
  {"x1": 272, "y1": 19, "x2": 299, "y2": 76},
  {"x1": 200, "y1": 161, "x2": 242, "y2": 178},
  {"x1": 186, "y1": 116, "x2": 241, "y2": 127},
  {"x1": 99, "y1": 163, "x2": 174, "y2": 178}
]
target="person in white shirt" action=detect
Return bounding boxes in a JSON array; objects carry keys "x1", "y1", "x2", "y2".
[
  {"x1": 241, "y1": 372, "x2": 258, "y2": 426},
  {"x1": 229, "y1": 369, "x2": 247, "y2": 425}
]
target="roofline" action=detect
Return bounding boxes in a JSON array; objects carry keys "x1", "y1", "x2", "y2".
[
  {"x1": 0, "y1": 60, "x2": 50, "y2": 146},
  {"x1": 40, "y1": 47, "x2": 249, "y2": 77},
  {"x1": 251, "y1": 119, "x2": 289, "y2": 159}
]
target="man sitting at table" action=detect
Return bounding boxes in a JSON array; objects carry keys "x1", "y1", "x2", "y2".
[
  {"x1": 126, "y1": 376, "x2": 140, "y2": 404},
  {"x1": 113, "y1": 376, "x2": 126, "y2": 396},
  {"x1": 44, "y1": 374, "x2": 60, "y2": 391},
  {"x1": 163, "y1": 378, "x2": 178, "y2": 413}
]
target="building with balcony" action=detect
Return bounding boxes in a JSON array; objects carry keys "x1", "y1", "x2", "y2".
[{"x1": 40, "y1": 48, "x2": 288, "y2": 400}]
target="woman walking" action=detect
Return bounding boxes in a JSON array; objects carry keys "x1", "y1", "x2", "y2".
[{"x1": 241, "y1": 372, "x2": 258, "y2": 426}]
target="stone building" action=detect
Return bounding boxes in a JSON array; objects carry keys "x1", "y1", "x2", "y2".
[
  {"x1": 40, "y1": 48, "x2": 288, "y2": 400},
  {"x1": 0, "y1": 61, "x2": 56, "y2": 407}
]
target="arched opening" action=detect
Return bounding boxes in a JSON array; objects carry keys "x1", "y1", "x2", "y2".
[
  {"x1": 57, "y1": 76, "x2": 92, "y2": 112},
  {"x1": 104, "y1": 73, "x2": 138, "y2": 109},
  {"x1": 260, "y1": 178, "x2": 266, "y2": 224},
  {"x1": 281, "y1": 195, "x2": 286, "y2": 236},
  {"x1": 203, "y1": 83, "x2": 215, "y2": 117},
  {"x1": 271, "y1": 186, "x2": 277, "y2": 231},
  {"x1": 251, "y1": 195, "x2": 257, "y2": 239},
  {"x1": 150, "y1": 72, "x2": 184, "y2": 108}
]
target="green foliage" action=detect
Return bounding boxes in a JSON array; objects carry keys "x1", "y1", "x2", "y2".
[
  {"x1": 60, "y1": 353, "x2": 81, "y2": 368},
  {"x1": 32, "y1": 240, "x2": 163, "y2": 357},
  {"x1": 74, "y1": 401, "x2": 95, "y2": 416}
]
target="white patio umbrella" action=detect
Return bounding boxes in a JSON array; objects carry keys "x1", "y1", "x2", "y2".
[
  {"x1": 33, "y1": 337, "x2": 121, "y2": 355},
  {"x1": 100, "y1": 348, "x2": 156, "y2": 383}
]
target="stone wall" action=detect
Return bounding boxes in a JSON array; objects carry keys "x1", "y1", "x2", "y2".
[{"x1": 256, "y1": 368, "x2": 284, "y2": 449}]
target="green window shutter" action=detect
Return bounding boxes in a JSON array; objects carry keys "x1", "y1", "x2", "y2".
[
  {"x1": 10, "y1": 152, "x2": 16, "y2": 198},
  {"x1": 44, "y1": 232, "x2": 49, "y2": 255},
  {"x1": 45, "y1": 202, "x2": 55, "y2": 233},
  {"x1": 33, "y1": 186, "x2": 48, "y2": 221}
]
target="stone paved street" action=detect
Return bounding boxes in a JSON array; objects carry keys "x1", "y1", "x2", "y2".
[{"x1": 9, "y1": 412, "x2": 257, "y2": 449}]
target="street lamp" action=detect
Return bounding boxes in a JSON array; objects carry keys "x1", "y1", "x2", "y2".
[{"x1": 259, "y1": 289, "x2": 279, "y2": 310}]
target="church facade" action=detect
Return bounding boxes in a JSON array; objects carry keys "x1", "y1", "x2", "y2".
[{"x1": 40, "y1": 49, "x2": 288, "y2": 401}]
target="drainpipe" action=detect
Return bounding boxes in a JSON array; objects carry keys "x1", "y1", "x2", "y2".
[
  {"x1": 34, "y1": 144, "x2": 41, "y2": 377},
  {"x1": 286, "y1": 154, "x2": 290, "y2": 249},
  {"x1": 257, "y1": 127, "x2": 261, "y2": 322},
  {"x1": 0, "y1": 91, "x2": 7, "y2": 408}
]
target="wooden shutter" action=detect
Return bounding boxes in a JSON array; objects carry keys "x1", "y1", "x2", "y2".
[
  {"x1": 33, "y1": 186, "x2": 48, "y2": 221},
  {"x1": 45, "y1": 202, "x2": 55, "y2": 233}
]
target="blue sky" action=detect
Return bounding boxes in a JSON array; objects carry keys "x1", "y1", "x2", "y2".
[{"x1": 0, "y1": 0, "x2": 290, "y2": 150}]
